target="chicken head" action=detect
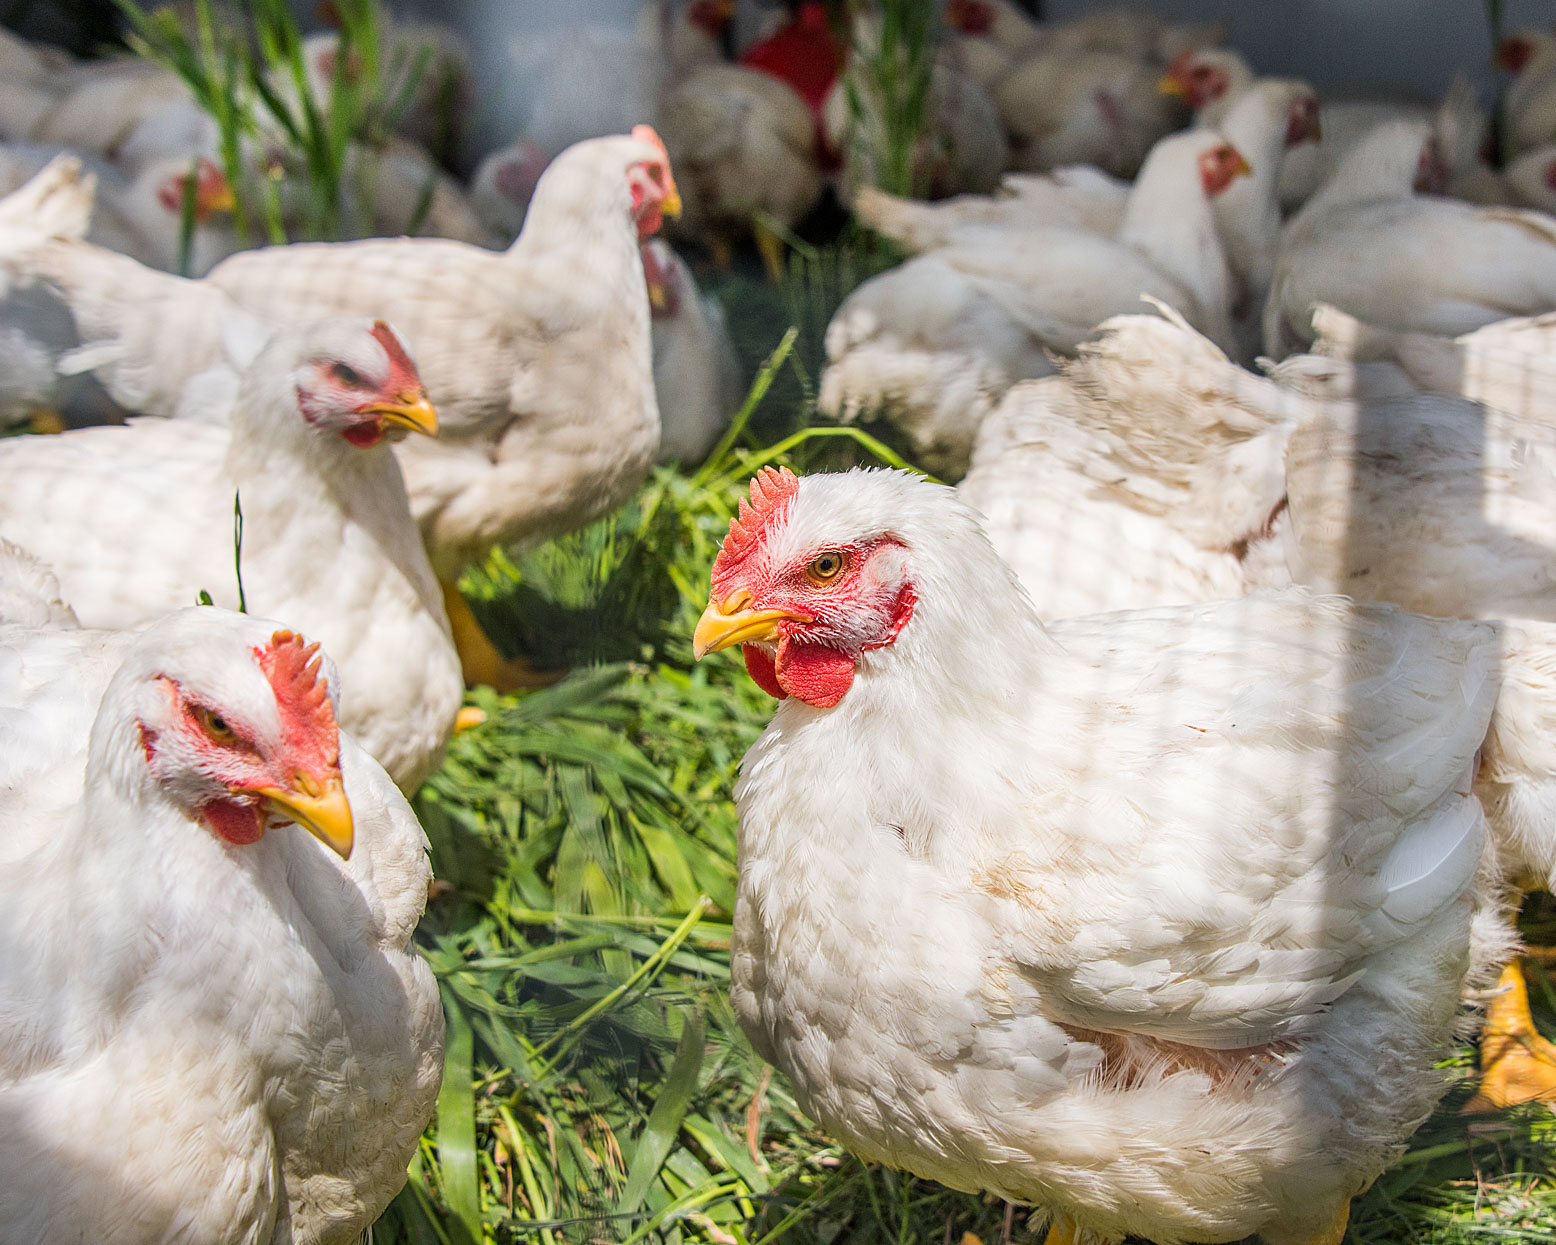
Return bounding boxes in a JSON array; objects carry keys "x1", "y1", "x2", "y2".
[
  {"x1": 943, "y1": 0, "x2": 995, "y2": 37},
  {"x1": 1286, "y1": 90, "x2": 1321, "y2": 147},
  {"x1": 131, "y1": 621, "x2": 354, "y2": 858},
  {"x1": 627, "y1": 123, "x2": 683, "y2": 240},
  {"x1": 1496, "y1": 33, "x2": 1538, "y2": 75},
  {"x1": 686, "y1": 0, "x2": 735, "y2": 38},
  {"x1": 293, "y1": 318, "x2": 439, "y2": 447},
  {"x1": 1159, "y1": 47, "x2": 1238, "y2": 111},
  {"x1": 693, "y1": 466, "x2": 916, "y2": 707},
  {"x1": 153, "y1": 156, "x2": 235, "y2": 223},
  {"x1": 1198, "y1": 140, "x2": 1251, "y2": 195}
]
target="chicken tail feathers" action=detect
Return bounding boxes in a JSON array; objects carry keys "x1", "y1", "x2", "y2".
[
  {"x1": 0, "y1": 156, "x2": 93, "y2": 294},
  {"x1": 0, "y1": 538, "x2": 78, "y2": 629}
]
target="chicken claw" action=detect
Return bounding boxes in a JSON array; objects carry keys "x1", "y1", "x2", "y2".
[{"x1": 1466, "y1": 961, "x2": 1556, "y2": 1111}]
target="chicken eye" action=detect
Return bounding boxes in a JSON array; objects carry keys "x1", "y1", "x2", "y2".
[
  {"x1": 195, "y1": 707, "x2": 235, "y2": 742},
  {"x1": 331, "y1": 362, "x2": 362, "y2": 387},
  {"x1": 806, "y1": 551, "x2": 846, "y2": 584}
]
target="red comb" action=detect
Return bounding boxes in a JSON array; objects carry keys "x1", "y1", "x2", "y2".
[
  {"x1": 255, "y1": 630, "x2": 340, "y2": 778},
  {"x1": 632, "y1": 124, "x2": 670, "y2": 162},
  {"x1": 711, "y1": 466, "x2": 799, "y2": 592},
  {"x1": 369, "y1": 320, "x2": 421, "y2": 391}
]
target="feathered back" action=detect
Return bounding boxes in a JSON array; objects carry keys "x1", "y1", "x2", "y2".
[
  {"x1": 1053, "y1": 307, "x2": 1298, "y2": 549},
  {"x1": 0, "y1": 539, "x2": 76, "y2": 628}
]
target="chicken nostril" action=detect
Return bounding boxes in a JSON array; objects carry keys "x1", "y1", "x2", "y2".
[{"x1": 720, "y1": 588, "x2": 752, "y2": 614}]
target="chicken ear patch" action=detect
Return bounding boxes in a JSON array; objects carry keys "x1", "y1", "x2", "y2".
[{"x1": 774, "y1": 637, "x2": 853, "y2": 708}]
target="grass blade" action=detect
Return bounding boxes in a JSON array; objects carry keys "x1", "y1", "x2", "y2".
[
  {"x1": 617, "y1": 1009, "x2": 707, "y2": 1217},
  {"x1": 435, "y1": 988, "x2": 482, "y2": 1244}
]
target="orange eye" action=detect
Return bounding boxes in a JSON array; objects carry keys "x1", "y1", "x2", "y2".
[
  {"x1": 195, "y1": 707, "x2": 235, "y2": 742},
  {"x1": 806, "y1": 551, "x2": 846, "y2": 584}
]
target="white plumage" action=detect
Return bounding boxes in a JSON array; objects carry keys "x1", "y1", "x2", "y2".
[
  {"x1": 1266, "y1": 120, "x2": 1556, "y2": 356},
  {"x1": 0, "y1": 604, "x2": 442, "y2": 1244},
  {"x1": 0, "y1": 315, "x2": 462, "y2": 792},
  {"x1": 1, "y1": 135, "x2": 671, "y2": 587},
  {"x1": 820, "y1": 128, "x2": 1243, "y2": 475},
  {"x1": 958, "y1": 308, "x2": 1294, "y2": 616},
  {"x1": 697, "y1": 467, "x2": 1511, "y2": 1245}
]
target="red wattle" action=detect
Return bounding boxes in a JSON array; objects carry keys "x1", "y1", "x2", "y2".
[
  {"x1": 775, "y1": 637, "x2": 854, "y2": 708},
  {"x1": 342, "y1": 423, "x2": 384, "y2": 448},
  {"x1": 743, "y1": 645, "x2": 787, "y2": 700},
  {"x1": 203, "y1": 798, "x2": 265, "y2": 846}
]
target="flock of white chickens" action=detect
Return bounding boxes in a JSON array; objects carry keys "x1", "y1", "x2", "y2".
[{"x1": 7, "y1": 0, "x2": 1556, "y2": 1242}]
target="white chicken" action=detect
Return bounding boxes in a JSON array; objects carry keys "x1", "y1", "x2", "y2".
[
  {"x1": 0, "y1": 603, "x2": 442, "y2": 1244},
  {"x1": 659, "y1": 62, "x2": 824, "y2": 277},
  {"x1": 941, "y1": 0, "x2": 1045, "y2": 91},
  {"x1": 642, "y1": 238, "x2": 742, "y2": 464},
  {"x1": 820, "y1": 128, "x2": 1247, "y2": 474},
  {"x1": 1201, "y1": 78, "x2": 1322, "y2": 359},
  {"x1": 944, "y1": 0, "x2": 1220, "y2": 91},
  {"x1": 956, "y1": 309, "x2": 1556, "y2": 1112},
  {"x1": 1163, "y1": 48, "x2": 1485, "y2": 213},
  {"x1": 853, "y1": 165, "x2": 1130, "y2": 255},
  {"x1": 4, "y1": 134, "x2": 675, "y2": 690},
  {"x1": 959, "y1": 308, "x2": 1296, "y2": 617},
  {"x1": 1264, "y1": 120, "x2": 1556, "y2": 356},
  {"x1": 1310, "y1": 302, "x2": 1556, "y2": 425},
  {"x1": 0, "y1": 313, "x2": 462, "y2": 794},
  {"x1": 1497, "y1": 29, "x2": 1556, "y2": 159},
  {"x1": 993, "y1": 45, "x2": 1181, "y2": 177},
  {"x1": 692, "y1": 464, "x2": 1513, "y2": 1245}
]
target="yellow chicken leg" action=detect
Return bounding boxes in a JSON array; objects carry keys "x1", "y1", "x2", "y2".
[
  {"x1": 27, "y1": 408, "x2": 65, "y2": 434},
  {"x1": 1041, "y1": 1212, "x2": 1113, "y2": 1245},
  {"x1": 439, "y1": 578, "x2": 564, "y2": 693},
  {"x1": 1466, "y1": 960, "x2": 1556, "y2": 1111},
  {"x1": 753, "y1": 220, "x2": 787, "y2": 283},
  {"x1": 1042, "y1": 1215, "x2": 1082, "y2": 1245},
  {"x1": 1288, "y1": 1200, "x2": 1350, "y2": 1245}
]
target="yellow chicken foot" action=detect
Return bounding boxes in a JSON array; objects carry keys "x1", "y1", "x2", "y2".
[
  {"x1": 1275, "y1": 1195, "x2": 1350, "y2": 1245},
  {"x1": 754, "y1": 220, "x2": 787, "y2": 283},
  {"x1": 439, "y1": 579, "x2": 565, "y2": 693},
  {"x1": 1466, "y1": 960, "x2": 1556, "y2": 1110},
  {"x1": 1040, "y1": 1213, "x2": 1092, "y2": 1245},
  {"x1": 27, "y1": 408, "x2": 65, "y2": 434}
]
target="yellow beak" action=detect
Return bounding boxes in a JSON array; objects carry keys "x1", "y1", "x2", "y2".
[
  {"x1": 201, "y1": 178, "x2": 237, "y2": 215},
  {"x1": 1157, "y1": 73, "x2": 1185, "y2": 97},
  {"x1": 661, "y1": 180, "x2": 683, "y2": 220},
  {"x1": 368, "y1": 390, "x2": 439, "y2": 437},
  {"x1": 256, "y1": 772, "x2": 354, "y2": 859},
  {"x1": 693, "y1": 589, "x2": 807, "y2": 660},
  {"x1": 1230, "y1": 153, "x2": 1253, "y2": 179}
]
